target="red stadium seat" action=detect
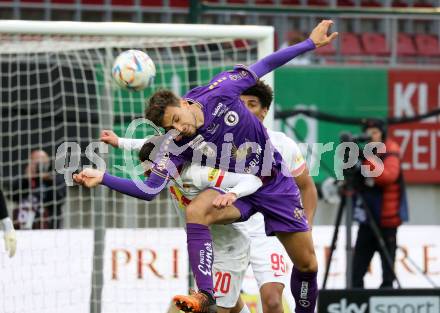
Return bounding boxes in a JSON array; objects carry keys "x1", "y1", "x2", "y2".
[
  {"x1": 169, "y1": 0, "x2": 188, "y2": 7},
  {"x1": 233, "y1": 39, "x2": 250, "y2": 50},
  {"x1": 397, "y1": 33, "x2": 417, "y2": 56},
  {"x1": 341, "y1": 33, "x2": 363, "y2": 55},
  {"x1": 255, "y1": 0, "x2": 274, "y2": 4},
  {"x1": 391, "y1": 0, "x2": 408, "y2": 7},
  {"x1": 361, "y1": 0, "x2": 382, "y2": 7},
  {"x1": 81, "y1": 0, "x2": 104, "y2": 4},
  {"x1": 315, "y1": 41, "x2": 336, "y2": 55},
  {"x1": 413, "y1": 1, "x2": 433, "y2": 7},
  {"x1": 226, "y1": 0, "x2": 247, "y2": 3},
  {"x1": 337, "y1": 0, "x2": 355, "y2": 6},
  {"x1": 281, "y1": 0, "x2": 301, "y2": 4},
  {"x1": 112, "y1": 0, "x2": 134, "y2": 4},
  {"x1": 361, "y1": 33, "x2": 390, "y2": 55},
  {"x1": 415, "y1": 34, "x2": 440, "y2": 57},
  {"x1": 52, "y1": 0, "x2": 76, "y2": 3},
  {"x1": 140, "y1": 0, "x2": 162, "y2": 6},
  {"x1": 307, "y1": 0, "x2": 328, "y2": 6}
]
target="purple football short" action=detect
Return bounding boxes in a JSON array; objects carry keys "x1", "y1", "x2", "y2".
[{"x1": 242, "y1": 172, "x2": 310, "y2": 236}]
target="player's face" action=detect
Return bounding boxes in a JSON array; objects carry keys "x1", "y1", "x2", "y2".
[
  {"x1": 240, "y1": 95, "x2": 268, "y2": 122},
  {"x1": 162, "y1": 100, "x2": 197, "y2": 137},
  {"x1": 366, "y1": 127, "x2": 383, "y2": 142}
]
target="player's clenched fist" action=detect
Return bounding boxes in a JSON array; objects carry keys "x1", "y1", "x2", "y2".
[
  {"x1": 309, "y1": 20, "x2": 338, "y2": 48},
  {"x1": 73, "y1": 168, "x2": 104, "y2": 188},
  {"x1": 212, "y1": 192, "x2": 237, "y2": 209},
  {"x1": 100, "y1": 130, "x2": 119, "y2": 148}
]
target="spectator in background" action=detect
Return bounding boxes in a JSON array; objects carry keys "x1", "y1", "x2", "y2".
[
  {"x1": 352, "y1": 119, "x2": 409, "y2": 289},
  {"x1": 279, "y1": 31, "x2": 312, "y2": 65},
  {"x1": 12, "y1": 150, "x2": 66, "y2": 229},
  {"x1": 1, "y1": 188, "x2": 16, "y2": 257}
]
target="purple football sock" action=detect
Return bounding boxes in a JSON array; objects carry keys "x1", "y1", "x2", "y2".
[
  {"x1": 186, "y1": 223, "x2": 214, "y2": 296},
  {"x1": 291, "y1": 267, "x2": 318, "y2": 313}
]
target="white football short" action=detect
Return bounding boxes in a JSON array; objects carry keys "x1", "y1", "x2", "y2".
[
  {"x1": 213, "y1": 244, "x2": 250, "y2": 308},
  {"x1": 249, "y1": 235, "x2": 288, "y2": 288}
]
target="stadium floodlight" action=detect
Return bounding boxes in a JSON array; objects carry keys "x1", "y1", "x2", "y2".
[{"x1": 0, "y1": 20, "x2": 273, "y2": 313}]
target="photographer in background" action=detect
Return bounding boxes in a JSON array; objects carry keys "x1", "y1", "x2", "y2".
[
  {"x1": 11, "y1": 150, "x2": 66, "y2": 229},
  {"x1": 352, "y1": 119, "x2": 408, "y2": 289},
  {"x1": 1, "y1": 188, "x2": 16, "y2": 257}
]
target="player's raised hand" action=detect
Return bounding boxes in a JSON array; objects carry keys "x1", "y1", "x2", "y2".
[
  {"x1": 309, "y1": 20, "x2": 338, "y2": 48},
  {"x1": 100, "y1": 130, "x2": 119, "y2": 148},
  {"x1": 212, "y1": 192, "x2": 237, "y2": 209},
  {"x1": 4, "y1": 229, "x2": 17, "y2": 258},
  {"x1": 73, "y1": 168, "x2": 104, "y2": 188}
]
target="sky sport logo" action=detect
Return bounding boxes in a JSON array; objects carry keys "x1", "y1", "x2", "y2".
[{"x1": 327, "y1": 296, "x2": 439, "y2": 313}]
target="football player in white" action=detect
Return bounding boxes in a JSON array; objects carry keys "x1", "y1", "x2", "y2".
[{"x1": 95, "y1": 81, "x2": 317, "y2": 313}]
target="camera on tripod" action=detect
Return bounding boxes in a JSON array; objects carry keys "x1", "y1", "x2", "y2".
[{"x1": 338, "y1": 131, "x2": 372, "y2": 187}]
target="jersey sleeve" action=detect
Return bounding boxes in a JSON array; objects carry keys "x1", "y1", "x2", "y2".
[
  {"x1": 101, "y1": 153, "x2": 184, "y2": 201},
  {"x1": 101, "y1": 171, "x2": 167, "y2": 201},
  {"x1": 288, "y1": 139, "x2": 306, "y2": 177},
  {"x1": 212, "y1": 169, "x2": 263, "y2": 198},
  {"x1": 208, "y1": 65, "x2": 258, "y2": 100},
  {"x1": 118, "y1": 137, "x2": 149, "y2": 151}
]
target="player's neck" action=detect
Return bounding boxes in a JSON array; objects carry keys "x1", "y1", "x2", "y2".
[{"x1": 190, "y1": 102, "x2": 204, "y2": 129}]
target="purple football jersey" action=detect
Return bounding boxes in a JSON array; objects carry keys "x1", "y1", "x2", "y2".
[{"x1": 182, "y1": 65, "x2": 283, "y2": 177}]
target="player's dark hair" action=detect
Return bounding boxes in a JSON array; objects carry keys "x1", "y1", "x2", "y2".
[
  {"x1": 241, "y1": 80, "x2": 273, "y2": 110},
  {"x1": 139, "y1": 142, "x2": 155, "y2": 164},
  {"x1": 138, "y1": 135, "x2": 166, "y2": 163},
  {"x1": 145, "y1": 89, "x2": 180, "y2": 127}
]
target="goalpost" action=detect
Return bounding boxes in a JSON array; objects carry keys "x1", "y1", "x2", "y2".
[{"x1": 0, "y1": 21, "x2": 274, "y2": 313}]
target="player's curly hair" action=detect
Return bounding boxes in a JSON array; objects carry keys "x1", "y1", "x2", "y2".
[
  {"x1": 145, "y1": 89, "x2": 180, "y2": 127},
  {"x1": 241, "y1": 80, "x2": 273, "y2": 110}
]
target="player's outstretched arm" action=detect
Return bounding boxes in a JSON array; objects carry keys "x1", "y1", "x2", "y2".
[
  {"x1": 249, "y1": 20, "x2": 338, "y2": 78},
  {"x1": 73, "y1": 168, "x2": 166, "y2": 201},
  {"x1": 100, "y1": 130, "x2": 147, "y2": 151},
  {"x1": 212, "y1": 171, "x2": 263, "y2": 209}
]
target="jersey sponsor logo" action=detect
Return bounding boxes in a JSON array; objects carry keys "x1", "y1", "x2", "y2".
[
  {"x1": 208, "y1": 168, "x2": 220, "y2": 182},
  {"x1": 293, "y1": 207, "x2": 304, "y2": 220},
  {"x1": 299, "y1": 300, "x2": 311, "y2": 308},
  {"x1": 212, "y1": 102, "x2": 226, "y2": 117},
  {"x1": 231, "y1": 143, "x2": 252, "y2": 161},
  {"x1": 198, "y1": 242, "x2": 213, "y2": 276},
  {"x1": 224, "y1": 111, "x2": 239, "y2": 126},
  {"x1": 299, "y1": 281, "x2": 310, "y2": 307}
]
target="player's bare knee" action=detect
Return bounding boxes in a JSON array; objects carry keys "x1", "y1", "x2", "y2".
[
  {"x1": 262, "y1": 296, "x2": 282, "y2": 313},
  {"x1": 295, "y1": 254, "x2": 318, "y2": 273},
  {"x1": 186, "y1": 202, "x2": 209, "y2": 224}
]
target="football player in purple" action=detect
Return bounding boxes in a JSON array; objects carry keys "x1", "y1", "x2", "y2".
[{"x1": 78, "y1": 20, "x2": 336, "y2": 313}]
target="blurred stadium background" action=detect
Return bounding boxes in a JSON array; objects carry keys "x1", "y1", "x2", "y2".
[{"x1": 0, "y1": 1, "x2": 439, "y2": 313}]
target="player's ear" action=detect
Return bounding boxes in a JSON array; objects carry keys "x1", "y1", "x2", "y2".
[
  {"x1": 260, "y1": 107, "x2": 269, "y2": 120},
  {"x1": 180, "y1": 99, "x2": 189, "y2": 108}
]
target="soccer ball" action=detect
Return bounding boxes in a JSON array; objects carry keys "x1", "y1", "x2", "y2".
[{"x1": 112, "y1": 49, "x2": 156, "y2": 91}]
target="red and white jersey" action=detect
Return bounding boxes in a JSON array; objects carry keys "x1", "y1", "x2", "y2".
[
  {"x1": 235, "y1": 129, "x2": 306, "y2": 238},
  {"x1": 169, "y1": 164, "x2": 262, "y2": 260}
]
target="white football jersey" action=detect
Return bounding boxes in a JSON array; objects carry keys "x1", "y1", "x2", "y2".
[
  {"x1": 235, "y1": 129, "x2": 306, "y2": 238},
  {"x1": 169, "y1": 164, "x2": 262, "y2": 259}
]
